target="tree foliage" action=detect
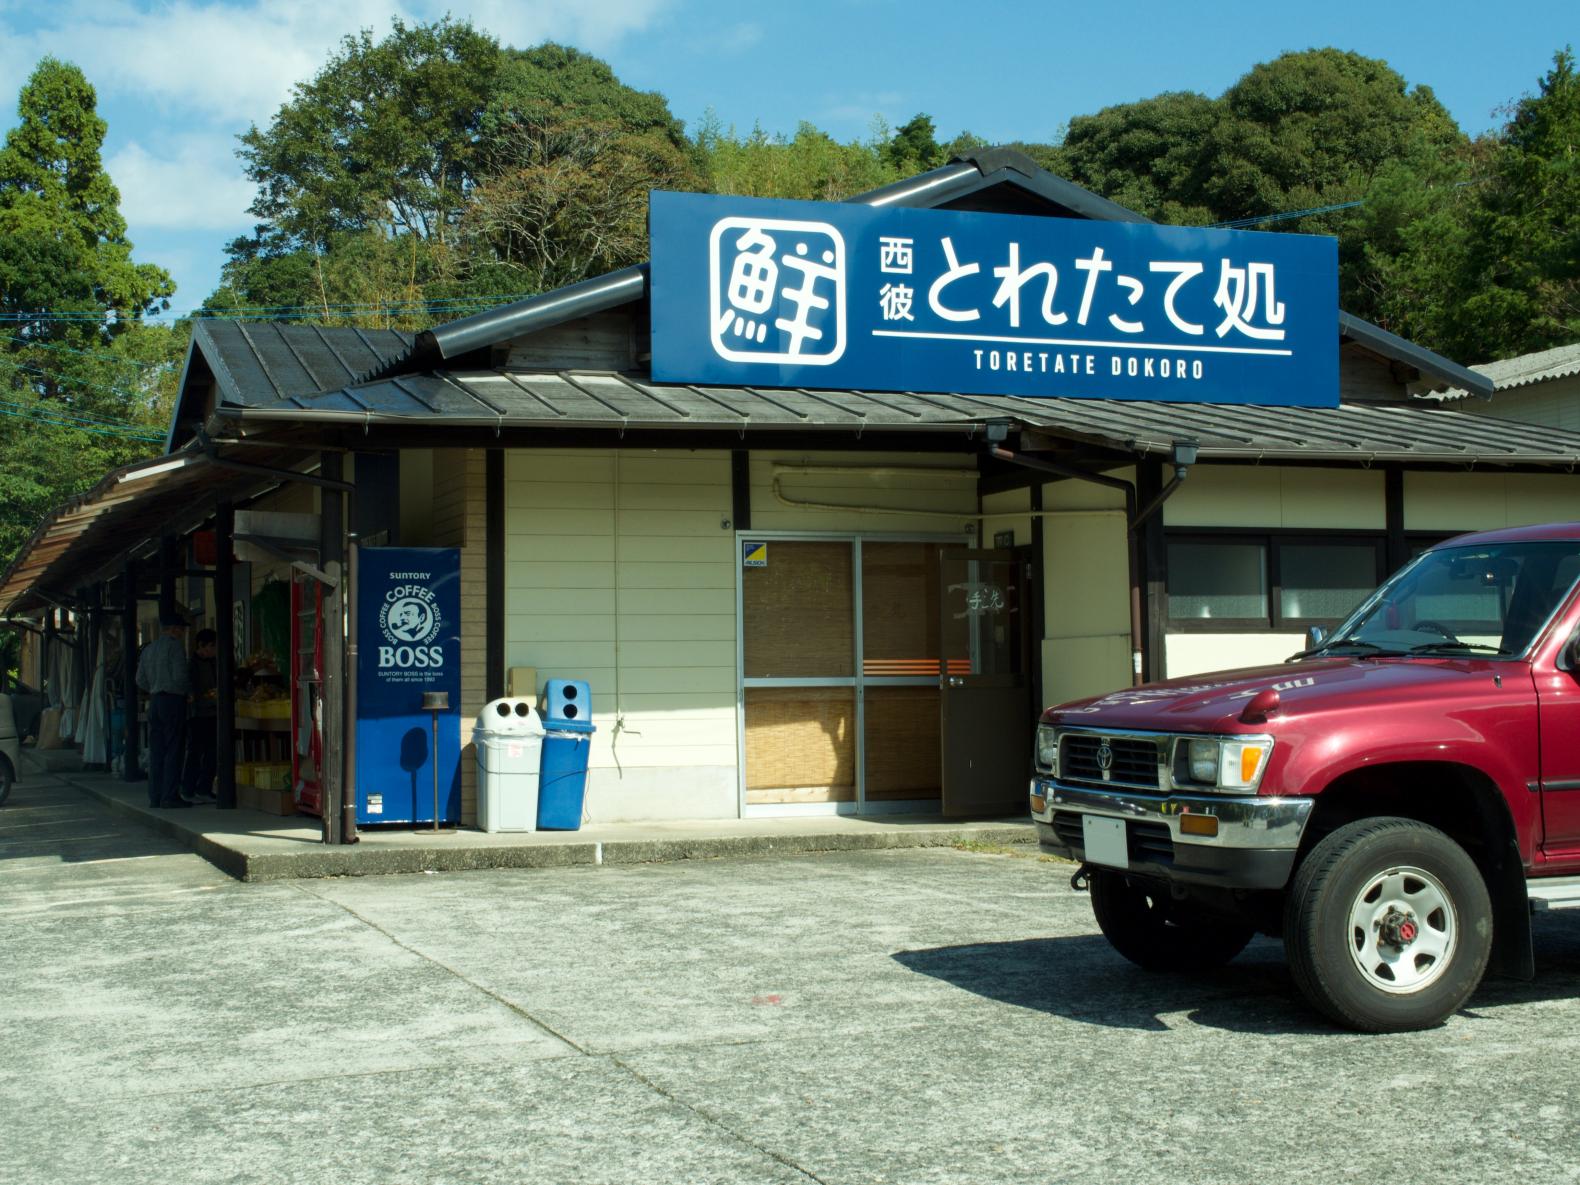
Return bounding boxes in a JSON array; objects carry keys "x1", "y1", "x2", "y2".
[{"x1": 0, "y1": 58, "x2": 182, "y2": 572}]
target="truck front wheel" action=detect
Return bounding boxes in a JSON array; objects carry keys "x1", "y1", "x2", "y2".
[
  {"x1": 1089, "y1": 869, "x2": 1255, "y2": 972},
  {"x1": 1284, "y1": 817, "x2": 1493, "y2": 1032}
]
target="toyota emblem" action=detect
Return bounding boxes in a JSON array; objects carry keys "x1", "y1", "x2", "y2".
[{"x1": 1095, "y1": 741, "x2": 1114, "y2": 771}]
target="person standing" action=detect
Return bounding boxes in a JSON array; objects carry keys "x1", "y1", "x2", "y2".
[
  {"x1": 136, "y1": 613, "x2": 190, "y2": 808},
  {"x1": 183, "y1": 629, "x2": 219, "y2": 803}
]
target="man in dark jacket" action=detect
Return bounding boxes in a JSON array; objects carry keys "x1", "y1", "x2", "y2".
[
  {"x1": 183, "y1": 628, "x2": 219, "y2": 803},
  {"x1": 135, "y1": 613, "x2": 189, "y2": 808}
]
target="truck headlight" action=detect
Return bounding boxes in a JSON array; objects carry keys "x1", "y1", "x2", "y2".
[
  {"x1": 1175, "y1": 736, "x2": 1274, "y2": 792},
  {"x1": 1187, "y1": 738, "x2": 1219, "y2": 783},
  {"x1": 1035, "y1": 725, "x2": 1058, "y2": 774}
]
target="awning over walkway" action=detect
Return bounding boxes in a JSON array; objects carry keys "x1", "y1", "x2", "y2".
[
  {"x1": 0, "y1": 445, "x2": 313, "y2": 616},
  {"x1": 219, "y1": 367, "x2": 1580, "y2": 468}
]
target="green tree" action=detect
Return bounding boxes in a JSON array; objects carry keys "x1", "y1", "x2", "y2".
[
  {"x1": 237, "y1": 17, "x2": 501, "y2": 249},
  {"x1": 0, "y1": 58, "x2": 180, "y2": 571},
  {"x1": 218, "y1": 22, "x2": 702, "y2": 316},
  {"x1": 1442, "y1": 48, "x2": 1580, "y2": 357},
  {"x1": 698, "y1": 115, "x2": 895, "y2": 200},
  {"x1": 883, "y1": 113, "x2": 946, "y2": 174}
]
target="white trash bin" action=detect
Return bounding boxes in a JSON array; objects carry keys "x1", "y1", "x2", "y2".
[{"x1": 474, "y1": 697, "x2": 545, "y2": 833}]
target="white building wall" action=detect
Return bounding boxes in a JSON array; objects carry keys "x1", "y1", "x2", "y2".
[
  {"x1": 503, "y1": 448, "x2": 738, "y2": 821},
  {"x1": 1040, "y1": 473, "x2": 1133, "y2": 707},
  {"x1": 1404, "y1": 471, "x2": 1580, "y2": 533}
]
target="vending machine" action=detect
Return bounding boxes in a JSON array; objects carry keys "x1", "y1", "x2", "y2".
[{"x1": 354, "y1": 547, "x2": 461, "y2": 825}]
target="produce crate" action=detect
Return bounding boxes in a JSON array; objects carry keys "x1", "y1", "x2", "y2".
[
  {"x1": 253, "y1": 788, "x2": 296, "y2": 816},
  {"x1": 253, "y1": 764, "x2": 293, "y2": 791}
]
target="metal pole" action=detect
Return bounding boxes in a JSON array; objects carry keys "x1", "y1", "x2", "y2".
[
  {"x1": 215, "y1": 502, "x2": 237, "y2": 810},
  {"x1": 121, "y1": 563, "x2": 142, "y2": 781}
]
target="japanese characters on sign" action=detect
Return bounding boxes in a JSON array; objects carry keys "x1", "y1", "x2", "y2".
[{"x1": 650, "y1": 191, "x2": 1339, "y2": 407}]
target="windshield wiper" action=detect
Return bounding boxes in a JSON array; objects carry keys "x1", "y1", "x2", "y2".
[
  {"x1": 1289, "y1": 640, "x2": 1406, "y2": 660},
  {"x1": 1405, "y1": 641, "x2": 1513, "y2": 656}
]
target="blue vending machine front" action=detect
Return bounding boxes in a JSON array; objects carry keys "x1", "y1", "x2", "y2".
[{"x1": 355, "y1": 547, "x2": 461, "y2": 825}]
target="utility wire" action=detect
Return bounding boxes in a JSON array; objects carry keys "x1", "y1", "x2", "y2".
[
  {"x1": 0, "y1": 401, "x2": 164, "y2": 442},
  {"x1": 0, "y1": 331, "x2": 176, "y2": 369}
]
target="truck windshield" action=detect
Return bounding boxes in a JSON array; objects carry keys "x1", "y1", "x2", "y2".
[{"x1": 1314, "y1": 540, "x2": 1580, "y2": 660}]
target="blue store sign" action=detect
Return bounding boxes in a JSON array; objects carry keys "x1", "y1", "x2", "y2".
[
  {"x1": 355, "y1": 547, "x2": 461, "y2": 825},
  {"x1": 649, "y1": 191, "x2": 1339, "y2": 407}
]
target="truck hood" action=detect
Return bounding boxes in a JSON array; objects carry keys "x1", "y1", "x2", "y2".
[{"x1": 1042, "y1": 656, "x2": 1511, "y2": 733}]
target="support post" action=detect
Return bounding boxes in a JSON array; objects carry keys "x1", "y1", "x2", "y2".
[
  {"x1": 121, "y1": 563, "x2": 142, "y2": 781},
  {"x1": 158, "y1": 537, "x2": 179, "y2": 623},
  {"x1": 486, "y1": 449, "x2": 504, "y2": 702},
  {"x1": 319, "y1": 453, "x2": 345, "y2": 845},
  {"x1": 215, "y1": 502, "x2": 237, "y2": 810}
]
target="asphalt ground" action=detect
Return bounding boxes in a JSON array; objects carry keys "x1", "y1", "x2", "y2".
[{"x1": 6, "y1": 775, "x2": 1580, "y2": 1185}]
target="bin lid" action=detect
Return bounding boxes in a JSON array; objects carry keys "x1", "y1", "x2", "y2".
[
  {"x1": 544, "y1": 717, "x2": 596, "y2": 735},
  {"x1": 475, "y1": 697, "x2": 545, "y2": 735}
]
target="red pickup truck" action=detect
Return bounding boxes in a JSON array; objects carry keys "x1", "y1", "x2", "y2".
[{"x1": 1032, "y1": 523, "x2": 1580, "y2": 1031}]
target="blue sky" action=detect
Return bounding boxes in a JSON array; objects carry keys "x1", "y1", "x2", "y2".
[{"x1": 0, "y1": 0, "x2": 1572, "y2": 315}]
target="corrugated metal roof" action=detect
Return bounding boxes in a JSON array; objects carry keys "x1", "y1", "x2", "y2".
[
  {"x1": 194, "y1": 320, "x2": 414, "y2": 406},
  {"x1": 1425, "y1": 342, "x2": 1580, "y2": 401},
  {"x1": 223, "y1": 368, "x2": 1580, "y2": 467},
  {"x1": 0, "y1": 445, "x2": 315, "y2": 616}
]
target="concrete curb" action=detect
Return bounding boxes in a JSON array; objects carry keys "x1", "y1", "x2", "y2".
[{"x1": 39, "y1": 761, "x2": 1036, "y2": 883}]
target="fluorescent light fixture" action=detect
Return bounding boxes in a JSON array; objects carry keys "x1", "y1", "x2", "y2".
[{"x1": 116, "y1": 454, "x2": 204, "y2": 484}]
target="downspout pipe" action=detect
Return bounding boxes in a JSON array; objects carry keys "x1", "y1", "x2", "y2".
[{"x1": 988, "y1": 445, "x2": 1194, "y2": 687}]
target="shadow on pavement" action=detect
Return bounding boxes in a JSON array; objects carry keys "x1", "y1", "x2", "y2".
[
  {"x1": 896, "y1": 912, "x2": 1580, "y2": 1033},
  {"x1": 0, "y1": 773, "x2": 191, "y2": 865}
]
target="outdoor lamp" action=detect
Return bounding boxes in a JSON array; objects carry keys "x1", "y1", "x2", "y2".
[{"x1": 1171, "y1": 439, "x2": 1199, "y2": 470}]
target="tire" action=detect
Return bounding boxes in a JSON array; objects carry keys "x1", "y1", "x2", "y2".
[
  {"x1": 1089, "y1": 868, "x2": 1256, "y2": 972},
  {"x1": 1283, "y1": 817, "x2": 1493, "y2": 1032}
]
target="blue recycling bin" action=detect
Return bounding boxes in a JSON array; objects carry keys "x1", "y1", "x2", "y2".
[
  {"x1": 537, "y1": 714, "x2": 594, "y2": 830},
  {"x1": 541, "y1": 678, "x2": 591, "y2": 727}
]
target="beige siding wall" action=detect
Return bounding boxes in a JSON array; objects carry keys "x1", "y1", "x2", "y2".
[
  {"x1": 748, "y1": 451, "x2": 978, "y2": 534},
  {"x1": 432, "y1": 449, "x2": 488, "y2": 823},
  {"x1": 1041, "y1": 473, "x2": 1133, "y2": 707},
  {"x1": 1404, "y1": 472, "x2": 1580, "y2": 533},
  {"x1": 980, "y1": 488, "x2": 1033, "y2": 547},
  {"x1": 1164, "y1": 465, "x2": 1385, "y2": 529},
  {"x1": 1161, "y1": 464, "x2": 1385, "y2": 679},
  {"x1": 1462, "y1": 375, "x2": 1580, "y2": 432},
  {"x1": 1164, "y1": 633, "x2": 1304, "y2": 679},
  {"x1": 503, "y1": 448, "x2": 738, "y2": 821}
]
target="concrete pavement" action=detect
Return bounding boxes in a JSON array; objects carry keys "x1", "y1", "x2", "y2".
[
  {"x1": 33, "y1": 758, "x2": 1036, "y2": 881},
  {"x1": 7, "y1": 771, "x2": 1580, "y2": 1184}
]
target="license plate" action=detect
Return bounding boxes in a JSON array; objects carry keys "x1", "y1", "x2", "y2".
[{"x1": 1082, "y1": 815, "x2": 1128, "y2": 869}]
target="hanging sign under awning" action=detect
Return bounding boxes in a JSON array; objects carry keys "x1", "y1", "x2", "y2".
[{"x1": 649, "y1": 191, "x2": 1338, "y2": 408}]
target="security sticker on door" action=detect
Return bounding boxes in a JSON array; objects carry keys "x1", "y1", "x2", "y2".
[
  {"x1": 1082, "y1": 815, "x2": 1127, "y2": 869},
  {"x1": 742, "y1": 540, "x2": 767, "y2": 568}
]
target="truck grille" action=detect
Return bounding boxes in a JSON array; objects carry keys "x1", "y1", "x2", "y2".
[
  {"x1": 1052, "y1": 811, "x2": 1175, "y2": 866},
  {"x1": 1060, "y1": 733, "x2": 1162, "y2": 791}
]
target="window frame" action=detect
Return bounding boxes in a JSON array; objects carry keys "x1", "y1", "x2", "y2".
[{"x1": 1165, "y1": 528, "x2": 1387, "y2": 633}]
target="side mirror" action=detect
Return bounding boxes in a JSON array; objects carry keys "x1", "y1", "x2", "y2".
[
  {"x1": 1563, "y1": 633, "x2": 1580, "y2": 673},
  {"x1": 1305, "y1": 625, "x2": 1328, "y2": 651}
]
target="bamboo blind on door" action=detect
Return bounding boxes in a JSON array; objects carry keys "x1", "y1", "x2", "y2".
[
  {"x1": 861, "y1": 541, "x2": 945, "y2": 676},
  {"x1": 864, "y1": 685, "x2": 942, "y2": 800},
  {"x1": 744, "y1": 687, "x2": 856, "y2": 803},
  {"x1": 743, "y1": 541, "x2": 853, "y2": 678}
]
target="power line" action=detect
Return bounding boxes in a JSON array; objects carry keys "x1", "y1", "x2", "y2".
[
  {"x1": 0, "y1": 331, "x2": 176, "y2": 369},
  {"x1": 1, "y1": 290, "x2": 536, "y2": 322},
  {"x1": 0, "y1": 400, "x2": 164, "y2": 442},
  {"x1": 0, "y1": 361, "x2": 168, "y2": 429}
]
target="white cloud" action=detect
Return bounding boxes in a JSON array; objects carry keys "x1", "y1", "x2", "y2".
[
  {"x1": 7, "y1": 0, "x2": 677, "y2": 125},
  {"x1": 106, "y1": 135, "x2": 255, "y2": 231}
]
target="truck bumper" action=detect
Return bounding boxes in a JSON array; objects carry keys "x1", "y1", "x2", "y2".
[{"x1": 1031, "y1": 778, "x2": 1314, "y2": 891}]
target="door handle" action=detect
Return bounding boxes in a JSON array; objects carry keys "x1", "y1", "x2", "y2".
[{"x1": 947, "y1": 676, "x2": 965, "y2": 688}]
